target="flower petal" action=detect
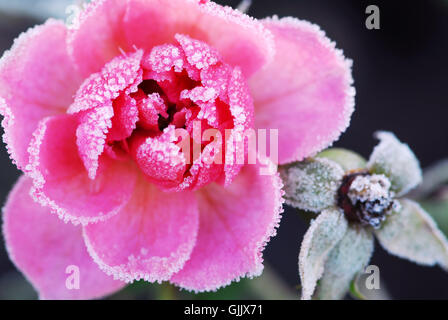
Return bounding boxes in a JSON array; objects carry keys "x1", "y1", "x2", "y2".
[
  {"x1": 375, "y1": 199, "x2": 448, "y2": 270},
  {"x1": 27, "y1": 114, "x2": 136, "y2": 225},
  {"x1": 299, "y1": 208, "x2": 348, "y2": 300},
  {"x1": 76, "y1": 105, "x2": 114, "y2": 179},
  {"x1": 280, "y1": 158, "x2": 344, "y2": 212},
  {"x1": 130, "y1": 126, "x2": 187, "y2": 190},
  {"x1": 368, "y1": 131, "x2": 422, "y2": 197},
  {"x1": 83, "y1": 178, "x2": 199, "y2": 283},
  {"x1": 68, "y1": 0, "x2": 274, "y2": 77},
  {"x1": 314, "y1": 226, "x2": 374, "y2": 300},
  {"x1": 2, "y1": 176, "x2": 125, "y2": 300},
  {"x1": 249, "y1": 17, "x2": 355, "y2": 164},
  {"x1": 0, "y1": 19, "x2": 81, "y2": 169},
  {"x1": 67, "y1": 50, "x2": 143, "y2": 114},
  {"x1": 170, "y1": 161, "x2": 284, "y2": 292}
]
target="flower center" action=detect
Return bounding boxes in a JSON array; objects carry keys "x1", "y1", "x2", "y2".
[
  {"x1": 337, "y1": 172, "x2": 397, "y2": 228},
  {"x1": 69, "y1": 34, "x2": 254, "y2": 192}
]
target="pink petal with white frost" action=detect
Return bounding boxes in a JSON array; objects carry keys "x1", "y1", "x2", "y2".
[
  {"x1": 143, "y1": 44, "x2": 185, "y2": 73},
  {"x1": 136, "y1": 92, "x2": 168, "y2": 131},
  {"x1": 130, "y1": 126, "x2": 187, "y2": 190},
  {"x1": 27, "y1": 114, "x2": 136, "y2": 226},
  {"x1": 2, "y1": 176, "x2": 125, "y2": 300},
  {"x1": 249, "y1": 17, "x2": 355, "y2": 164},
  {"x1": 200, "y1": 63, "x2": 233, "y2": 103},
  {"x1": 76, "y1": 105, "x2": 114, "y2": 179},
  {"x1": 170, "y1": 160, "x2": 284, "y2": 292},
  {"x1": 67, "y1": 50, "x2": 143, "y2": 115},
  {"x1": 224, "y1": 67, "x2": 255, "y2": 186},
  {"x1": 68, "y1": 0, "x2": 274, "y2": 77},
  {"x1": 83, "y1": 178, "x2": 199, "y2": 283},
  {"x1": 0, "y1": 19, "x2": 81, "y2": 169},
  {"x1": 108, "y1": 94, "x2": 139, "y2": 141},
  {"x1": 175, "y1": 34, "x2": 220, "y2": 70}
]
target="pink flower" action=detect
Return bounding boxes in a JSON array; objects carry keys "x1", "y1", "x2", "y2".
[{"x1": 0, "y1": 0, "x2": 354, "y2": 299}]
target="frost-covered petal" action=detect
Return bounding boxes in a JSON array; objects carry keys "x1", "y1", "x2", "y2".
[
  {"x1": 2, "y1": 176, "x2": 125, "y2": 300},
  {"x1": 368, "y1": 131, "x2": 422, "y2": 197},
  {"x1": 279, "y1": 158, "x2": 344, "y2": 212},
  {"x1": 83, "y1": 178, "x2": 199, "y2": 283},
  {"x1": 67, "y1": 50, "x2": 143, "y2": 115},
  {"x1": 67, "y1": 0, "x2": 129, "y2": 76},
  {"x1": 76, "y1": 105, "x2": 114, "y2": 179},
  {"x1": 314, "y1": 227, "x2": 374, "y2": 300},
  {"x1": 108, "y1": 94, "x2": 139, "y2": 141},
  {"x1": 175, "y1": 34, "x2": 220, "y2": 70},
  {"x1": 375, "y1": 199, "x2": 448, "y2": 270},
  {"x1": 27, "y1": 115, "x2": 136, "y2": 226},
  {"x1": 170, "y1": 161, "x2": 284, "y2": 292},
  {"x1": 299, "y1": 208, "x2": 348, "y2": 300},
  {"x1": 249, "y1": 17, "x2": 355, "y2": 164},
  {"x1": 69, "y1": 0, "x2": 274, "y2": 77},
  {"x1": 0, "y1": 19, "x2": 81, "y2": 169},
  {"x1": 130, "y1": 126, "x2": 187, "y2": 190},
  {"x1": 223, "y1": 67, "x2": 255, "y2": 186}
]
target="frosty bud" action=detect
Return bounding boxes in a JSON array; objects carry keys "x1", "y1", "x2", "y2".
[{"x1": 338, "y1": 172, "x2": 398, "y2": 228}]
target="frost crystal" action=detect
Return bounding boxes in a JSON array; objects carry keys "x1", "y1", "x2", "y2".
[{"x1": 348, "y1": 174, "x2": 391, "y2": 207}]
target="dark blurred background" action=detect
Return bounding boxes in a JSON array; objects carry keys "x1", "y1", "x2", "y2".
[{"x1": 0, "y1": 0, "x2": 447, "y2": 299}]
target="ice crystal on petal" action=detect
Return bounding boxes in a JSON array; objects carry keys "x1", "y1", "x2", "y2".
[
  {"x1": 68, "y1": 50, "x2": 143, "y2": 114},
  {"x1": 175, "y1": 34, "x2": 220, "y2": 71},
  {"x1": 76, "y1": 105, "x2": 114, "y2": 179}
]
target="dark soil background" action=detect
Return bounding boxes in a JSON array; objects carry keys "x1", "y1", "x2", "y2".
[{"x1": 0, "y1": 0, "x2": 447, "y2": 299}]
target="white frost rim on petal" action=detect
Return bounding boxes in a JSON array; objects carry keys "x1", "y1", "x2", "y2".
[{"x1": 262, "y1": 16, "x2": 356, "y2": 163}]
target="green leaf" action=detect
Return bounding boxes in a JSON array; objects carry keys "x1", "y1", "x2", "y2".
[
  {"x1": 279, "y1": 158, "x2": 344, "y2": 212},
  {"x1": 420, "y1": 200, "x2": 448, "y2": 236},
  {"x1": 314, "y1": 227, "x2": 374, "y2": 300},
  {"x1": 299, "y1": 208, "x2": 348, "y2": 300},
  {"x1": 318, "y1": 148, "x2": 367, "y2": 172},
  {"x1": 349, "y1": 273, "x2": 367, "y2": 300},
  {"x1": 368, "y1": 131, "x2": 422, "y2": 196},
  {"x1": 375, "y1": 199, "x2": 448, "y2": 270}
]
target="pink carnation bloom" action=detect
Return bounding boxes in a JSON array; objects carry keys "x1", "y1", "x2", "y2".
[{"x1": 0, "y1": 0, "x2": 354, "y2": 299}]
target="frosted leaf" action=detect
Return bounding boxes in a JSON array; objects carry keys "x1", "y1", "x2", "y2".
[
  {"x1": 318, "y1": 148, "x2": 367, "y2": 172},
  {"x1": 299, "y1": 208, "x2": 348, "y2": 300},
  {"x1": 375, "y1": 199, "x2": 448, "y2": 270},
  {"x1": 368, "y1": 131, "x2": 422, "y2": 197},
  {"x1": 279, "y1": 158, "x2": 344, "y2": 212},
  {"x1": 314, "y1": 226, "x2": 374, "y2": 300}
]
